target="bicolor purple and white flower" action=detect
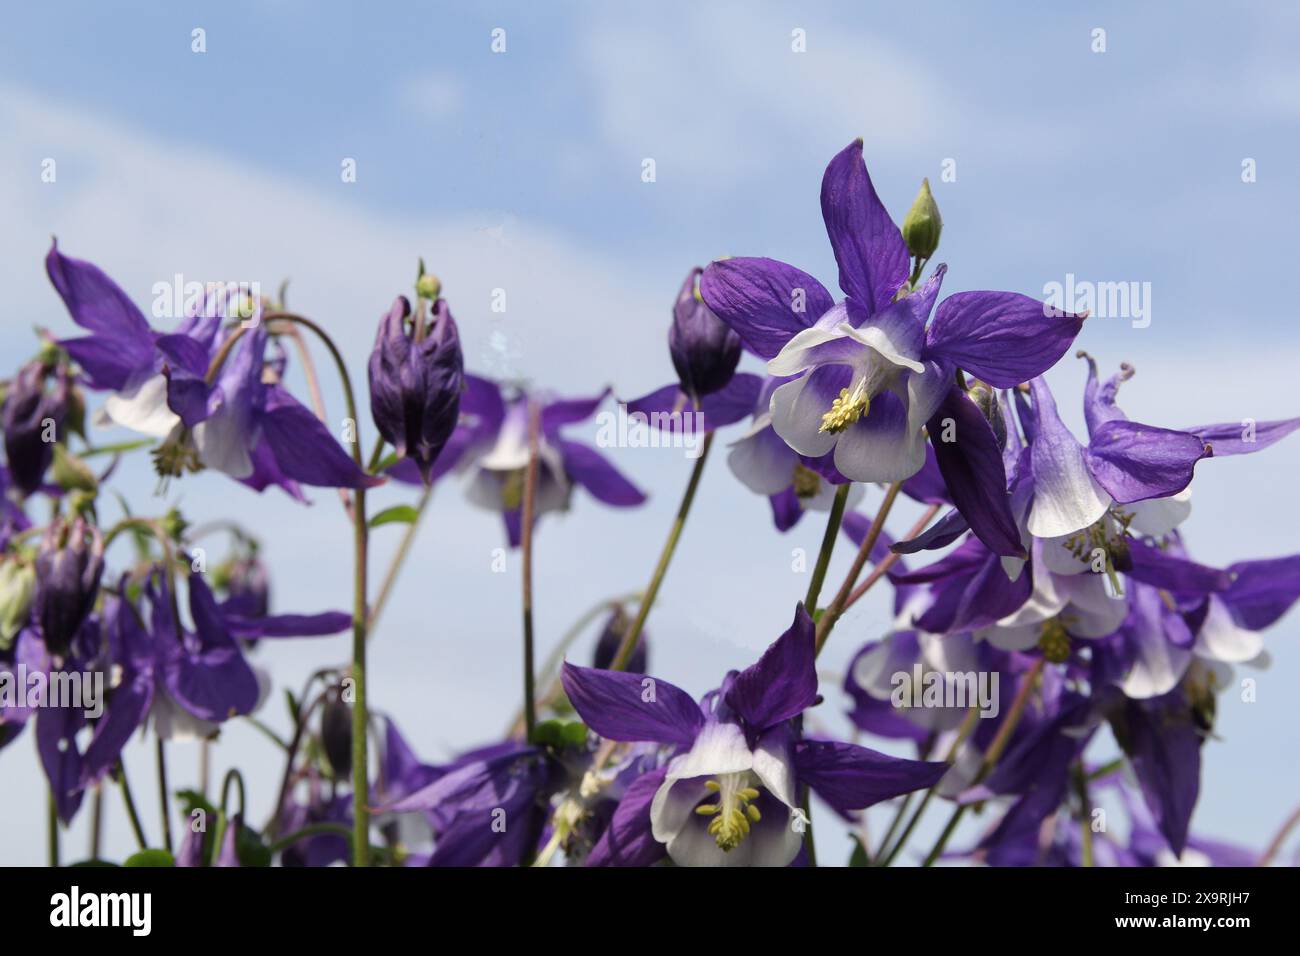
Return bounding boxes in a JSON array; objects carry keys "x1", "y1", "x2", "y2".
[
  {"x1": 700, "y1": 140, "x2": 1086, "y2": 555},
  {"x1": 561, "y1": 605, "x2": 946, "y2": 866}
]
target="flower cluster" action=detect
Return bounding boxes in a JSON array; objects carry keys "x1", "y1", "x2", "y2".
[{"x1": 2, "y1": 140, "x2": 1298, "y2": 869}]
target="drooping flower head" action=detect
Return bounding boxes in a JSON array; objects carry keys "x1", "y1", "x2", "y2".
[
  {"x1": 33, "y1": 516, "x2": 104, "y2": 659},
  {"x1": 3, "y1": 355, "x2": 71, "y2": 496},
  {"x1": 668, "y1": 267, "x2": 741, "y2": 405}
]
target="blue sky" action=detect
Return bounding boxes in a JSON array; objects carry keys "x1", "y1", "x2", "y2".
[{"x1": 1, "y1": 1, "x2": 1298, "y2": 865}]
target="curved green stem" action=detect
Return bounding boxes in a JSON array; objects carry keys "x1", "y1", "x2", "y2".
[
  {"x1": 155, "y1": 737, "x2": 173, "y2": 853},
  {"x1": 609, "y1": 432, "x2": 715, "y2": 672},
  {"x1": 815, "y1": 480, "x2": 902, "y2": 655},
  {"x1": 520, "y1": 402, "x2": 542, "y2": 741},
  {"x1": 115, "y1": 762, "x2": 148, "y2": 851},
  {"x1": 804, "y1": 483, "x2": 850, "y2": 613},
  {"x1": 47, "y1": 789, "x2": 59, "y2": 867}
]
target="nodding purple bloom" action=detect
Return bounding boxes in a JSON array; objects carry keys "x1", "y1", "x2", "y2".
[
  {"x1": 156, "y1": 323, "x2": 382, "y2": 496},
  {"x1": 33, "y1": 516, "x2": 104, "y2": 659},
  {"x1": 700, "y1": 140, "x2": 1085, "y2": 555},
  {"x1": 378, "y1": 741, "x2": 556, "y2": 867},
  {"x1": 368, "y1": 294, "x2": 464, "y2": 484},
  {"x1": 668, "y1": 267, "x2": 741, "y2": 405},
  {"x1": 80, "y1": 569, "x2": 351, "y2": 782},
  {"x1": 3, "y1": 357, "x2": 70, "y2": 496},
  {"x1": 442, "y1": 377, "x2": 646, "y2": 547},
  {"x1": 561, "y1": 605, "x2": 946, "y2": 866}
]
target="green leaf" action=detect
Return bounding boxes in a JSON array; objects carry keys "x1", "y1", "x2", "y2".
[
  {"x1": 368, "y1": 505, "x2": 420, "y2": 529},
  {"x1": 80, "y1": 438, "x2": 155, "y2": 459},
  {"x1": 371, "y1": 450, "x2": 401, "y2": 474},
  {"x1": 124, "y1": 849, "x2": 175, "y2": 867}
]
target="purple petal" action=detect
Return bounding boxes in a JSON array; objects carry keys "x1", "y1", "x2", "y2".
[
  {"x1": 1221, "y1": 554, "x2": 1300, "y2": 629},
  {"x1": 819, "y1": 139, "x2": 908, "y2": 314},
  {"x1": 891, "y1": 508, "x2": 969, "y2": 555},
  {"x1": 557, "y1": 440, "x2": 646, "y2": 507},
  {"x1": 725, "y1": 605, "x2": 817, "y2": 731},
  {"x1": 793, "y1": 739, "x2": 946, "y2": 813},
  {"x1": 925, "y1": 292, "x2": 1085, "y2": 389},
  {"x1": 1182, "y1": 416, "x2": 1300, "y2": 456},
  {"x1": 1120, "y1": 538, "x2": 1233, "y2": 596},
  {"x1": 560, "y1": 662, "x2": 704, "y2": 746},
  {"x1": 260, "y1": 387, "x2": 385, "y2": 490},
  {"x1": 769, "y1": 488, "x2": 803, "y2": 532},
  {"x1": 81, "y1": 670, "x2": 154, "y2": 784},
  {"x1": 1025, "y1": 377, "x2": 1111, "y2": 539},
  {"x1": 542, "y1": 390, "x2": 610, "y2": 434},
  {"x1": 698, "y1": 257, "x2": 833, "y2": 360},
  {"x1": 587, "y1": 767, "x2": 668, "y2": 867},
  {"x1": 1086, "y1": 421, "x2": 1209, "y2": 504},
  {"x1": 1117, "y1": 693, "x2": 1202, "y2": 855},
  {"x1": 45, "y1": 241, "x2": 152, "y2": 356},
  {"x1": 1079, "y1": 352, "x2": 1132, "y2": 437},
  {"x1": 225, "y1": 611, "x2": 353, "y2": 639},
  {"x1": 926, "y1": 385, "x2": 1024, "y2": 557},
  {"x1": 900, "y1": 444, "x2": 950, "y2": 505}
]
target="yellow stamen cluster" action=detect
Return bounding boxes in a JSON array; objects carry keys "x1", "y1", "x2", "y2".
[
  {"x1": 694, "y1": 776, "x2": 763, "y2": 852},
  {"x1": 1064, "y1": 508, "x2": 1135, "y2": 596},
  {"x1": 819, "y1": 388, "x2": 869, "y2": 434},
  {"x1": 1037, "y1": 618, "x2": 1072, "y2": 663},
  {"x1": 792, "y1": 463, "x2": 821, "y2": 499},
  {"x1": 500, "y1": 468, "x2": 526, "y2": 510},
  {"x1": 151, "y1": 434, "x2": 202, "y2": 480}
]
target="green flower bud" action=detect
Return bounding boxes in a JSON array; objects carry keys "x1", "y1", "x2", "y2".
[
  {"x1": 0, "y1": 559, "x2": 36, "y2": 649},
  {"x1": 902, "y1": 178, "x2": 942, "y2": 260},
  {"x1": 416, "y1": 272, "x2": 442, "y2": 301},
  {"x1": 51, "y1": 444, "x2": 97, "y2": 493}
]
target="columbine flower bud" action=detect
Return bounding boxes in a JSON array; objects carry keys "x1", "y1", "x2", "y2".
[
  {"x1": 368, "y1": 295, "x2": 465, "y2": 484},
  {"x1": 2, "y1": 359, "x2": 70, "y2": 495},
  {"x1": 591, "y1": 606, "x2": 647, "y2": 674},
  {"x1": 33, "y1": 516, "x2": 104, "y2": 658},
  {"x1": 0, "y1": 558, "x2": 36, "y2": 650},
  {"x1": 669, "y1": 267, "x2": 741, "y2": 405},
  {"x1": 901, "y1": 178, "x2": 942, "y2": 260},
  {"x1": 320, "y1": 694, "x2": 353, "y2": 779}
]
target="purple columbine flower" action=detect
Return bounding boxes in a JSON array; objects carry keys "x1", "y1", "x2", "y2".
[
  {"x1": 368, "y1": 294, "x2": 464, "y2": 484},
  {"x1": 33, "y1": 516, "x2": 104, "y2": 659},
  {"x1": 2, "y1": 357, "x2": 70, "y2": 496},
  {"x1": 668, "y1": 267, "x2": 742, "y2": 405},
  {"x1": 80, "y1": 568, "x2": 351, "y2": 781},
  {"x1": 156, "y1": 323, "x2": 381, "y2": 496},
  {"x1": 561, "y1": 605, "x2": 946, "y2": 866},
  {"x1": 454, "y1": 378, "x2": 646, "y2": 546},
  {"x1": 699, "y1": 140, "x2": 1086, "y2": 555}
]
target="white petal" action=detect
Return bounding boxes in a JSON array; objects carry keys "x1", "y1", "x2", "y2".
[
  {"x1": 1127, "y1": 489, "x2": 1192, "y2": 538},
  {"x1": 1193, "y1": 596, "x2": 1265, "y2": 663},
  {"x1": 842, "y1": 321, "x2": 925, "y2": 373},
  {"x1": 767, "y1": 323, "x2": 855, "y2": 377},
  {"x1": 1027, "y1": 451, "x2": 1112, "y2": 540},
  {"x1": 769, "y1": 374, "x2": 839, "y2": 457},
  {"x1": 192, "y1": 413, "x2": 255, "y2": 480},
  {"x1": 664, "y1": 720, "x2": 753, "y2": 783},
  {"x1": 1120, "y1": 636, "x2": 1192, "y2": 699},
  {"x1": 751, "y1": 734, "x2": 798, "y2": 808},
  {"x1": 727, "y1": 424, "x2": 796, "y2": 496},
  {"x1": 649, "y1": 776, "x2": 710, "y2": 844},
  {"x1": 102, "y1": 373, "x2": 180, "y2": 438}
]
